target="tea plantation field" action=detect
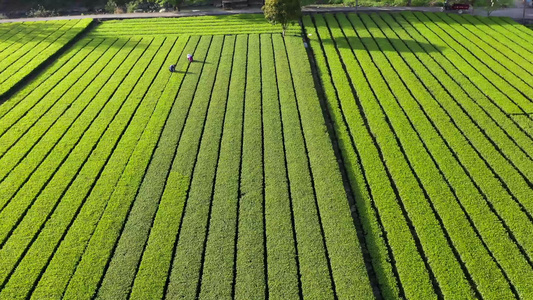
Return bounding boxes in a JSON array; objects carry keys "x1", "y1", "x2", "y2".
[
  {"x1": 0, "y1": 15, "x2": 372, "y2": 300},
  {"x1": 305, "y1": 11, "x2": 533, "y2": 300},
  {"x1": 0, "y1": 11, "x2": 532, "y2": 300}
]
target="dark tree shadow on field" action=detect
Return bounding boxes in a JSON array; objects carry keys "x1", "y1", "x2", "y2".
[{"x1": 319, "y1": 36, "x2": 444, "y2": 53}]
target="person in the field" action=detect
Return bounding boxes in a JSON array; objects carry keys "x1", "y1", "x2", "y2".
[
  {"x1": 169, "y1": 64, "x2": 176, "y2": 72},
  {"x1": 187, "y1": 54, "x2": 193, "y2": 62}
]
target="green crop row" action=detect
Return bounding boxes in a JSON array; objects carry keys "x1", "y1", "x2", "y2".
[
  {"x1": 0, "y1": 23, "x2": 22, "y2": 41},
  {"x1": 401, "y1": 13, "x2": 533, "y2": 203},
  {"x1": 233, "y1": 33, "x2": 266, "y2": 300},
  {"x1": 0, "y1": 36, "x2": 95, "y2": 121},
  {"x1": 358, "y1": 12, "x2": 533, "y2": 298},
  {"x1": 306, "y1": 11, "x2": 533, "y2": 298},
  {"x1": 54, "y1": 36, "x2": 183, "y2": 300},
  {"x1": 0, "y1": 19, "x2": 93, "y2": 97},
  {"x1": 88, "y1": 34, "x2": 195, "y2": 300},
  {"x1": 284, "y1": 30, "x2": 376, "y2": 299},
  {"x1": 0, "y1": 40, "x2": 115, "y2": 228},
  {"x1": 0, "y1": 36, "x2": 140, "y2": 290},
  {"x1": 260, "y1": 33, "x2": 300, "y2": 300},
  {"x1": 0, "y1": 38, "x2": 98, "y2": 185},
  {"x1": 27, "y1": 36, "x2": 170, "y2": 300},
  {"x1": 0, "y1": 21, "x2": 57, "y2": 59},
  {"x1": 197, "y1": 34, "x2": 247, "y2": 300},
  {"x1": 374, "y1": 12, "x2": 533, "y2": 298},
  {"x1": 0, "y1": 37, "x2": 150, "y2": 299},
  {"x1": 0, "y1": 20, "x2": 73, "y2": 78},
  {"x1": 163, "y1": 34, "x2": 225, "y2": 300},
  {"x1": 413, "y1": 13, "x2": 533, "y2": 114},
  {"x1": 397, "y1": 12, "x2": 533, "y2": 253},
  {"x1": 0, "y1": 39, "x2": 124, "y2": 188},
  {"x1": 420, "y1": 14, "x2": 533, "y2": 182},
  {"x1": 447, "y1": 14, "x2": 533, "y2": 78},
  {"x1": 97, "y1": 34, "x2": 216, "y2": 300},
  {"x1": 0, "y1": 37, "x2": 113, "y2": 150},
  {"x1": 127, "y1": 35, "x2": 202, "y2": 300},
  {"x1": 272, "y1": 33, "x2": 335, "y2": 299},
  {"x1": 331, "y1": 12, "x2": 476, "y2": 299},
  {"x1": 467, "y1": 16, "x2": 533, "y2": 66},
  {"x1": 423, "y1": 13, "x2": 533, "y2": 111},
  {"x1": 476, "y1": 17, "x2": 533, "y2": 58},
  {"x1": 499, "y1": 17, "x2": 533, "y2": 44},
  {"x1": 304, "y1": 14, "x2": 400, "y2": 300},
  {"x1": 0, "y1": 38, "x2": 123, "y2": 248},
  {"x1": 311, "y1": 13, "x2": 436, "y2": 300}
]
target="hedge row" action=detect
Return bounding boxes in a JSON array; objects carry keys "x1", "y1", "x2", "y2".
[
  {"x1": 125, "y1": 35, "x2": 202, "y2": 300},
  {"x1": 0, "y1": 38, "x2": 124, "y2": 249},
  {"x1": 285, "y1": 30, "x2": 376, "y2": 299},
  {"x1": 273, "y1": 34, "x2": 335, "y2": 299}
]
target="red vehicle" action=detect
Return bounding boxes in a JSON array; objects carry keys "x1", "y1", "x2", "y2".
[{"x1": 441, "y1": 0, "x2": 470, "y2": 13}]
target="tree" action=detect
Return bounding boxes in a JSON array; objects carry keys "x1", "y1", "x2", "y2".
[
  {"x1": 262, "y1": 0, "x2": 301, "y2": 37},
  {"x1": 474, "y1": 0, "x2": 511, "y2": 15}
]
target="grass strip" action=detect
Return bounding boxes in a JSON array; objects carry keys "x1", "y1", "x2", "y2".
[{"x1": 234, "y1": 34, "x2": 266, "y2": 300}]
